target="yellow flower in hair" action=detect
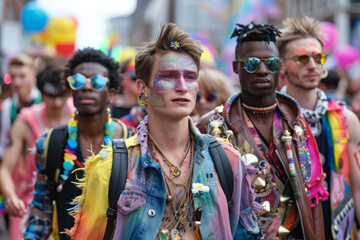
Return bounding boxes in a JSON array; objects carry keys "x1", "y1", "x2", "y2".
[{"x1": 170, "y1": 41, "x2": 180, "y2": 49}]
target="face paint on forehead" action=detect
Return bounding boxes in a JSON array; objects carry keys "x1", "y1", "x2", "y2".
[
  {"x1": 295, "y1": 41, "x2": 322, "y2": 55},
  {"x1": 158, "y1": 52, "x2": 197, "y2": 71},
  {"x1": 309, "y1": 42, "x2": 321, "y2": 54},
  {"x1": 148, "y1": 52, "x2": 199, "y2": 108},
  {"x1": 295, "y1": 47, "x2": 309, "y2": 55}
]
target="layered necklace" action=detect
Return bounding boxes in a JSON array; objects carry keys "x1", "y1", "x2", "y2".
[
  {"x1": 148, "y1": 133, "x2": 191, "y2": 179},
  {"x1": 242, "y1": 102, "x2": 278, "y2": 114},
  {"x1": 147, "y1": 133, "x2": 195, "y2": 240},
  {"x1": 57, "y1": 108, "x2": 116, "y2": 192}
]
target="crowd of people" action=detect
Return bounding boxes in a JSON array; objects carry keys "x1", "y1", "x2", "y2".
[{"x1": 0, "y1": 16, "x2": 359, "y2": 240}]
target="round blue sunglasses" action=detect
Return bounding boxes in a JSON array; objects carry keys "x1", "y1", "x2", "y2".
[
  {"x1": 236, "y1": 57, "x2": 282, "y2": 73},
  {"x1": 67, "y1": 73, "x2": 108, "y2": 90}
]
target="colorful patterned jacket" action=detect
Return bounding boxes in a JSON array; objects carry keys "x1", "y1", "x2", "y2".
[
  {"x1": 197, "y1": 92, "x2": 329, "y2": 240},
  {"x1": 67, "y1": 117, "x2": 261, "y2": 239}
]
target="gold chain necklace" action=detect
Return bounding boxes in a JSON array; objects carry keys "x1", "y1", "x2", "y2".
[
  {"x1": 149, "y1": 135, "x2": 194, "y2": 186},
  {"x1": 179, "y1": 137, "x2": 191, "y2": 167},
  {"x1": 158, "y1": 154, "x2": 194, "y2": 239},
  {"x1": 160, "y1": 173, "x2": 192, "y2": 231},
  {"x1": 148, "y1": 132, "x2": 191, "y2": 178}
]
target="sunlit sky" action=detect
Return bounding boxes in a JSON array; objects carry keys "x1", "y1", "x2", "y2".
[{"x1": 37, "y1": 0, "x2": 137, "y2": 48}]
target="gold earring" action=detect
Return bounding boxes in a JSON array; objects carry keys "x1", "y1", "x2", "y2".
[
  {"x1": 137, "y1": 93, "x2": 149, "y2": 106},
  {"x1": 321, "y1": 67, "x2": 328, "y2": 79}
]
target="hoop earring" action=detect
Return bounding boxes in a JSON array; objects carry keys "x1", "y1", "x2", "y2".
[
  {"x1": 321, "y1": 67, "x2": 328, "y2": 79},
  {"x1": 137, "y1": 93, "x2": 149, "y2": 106}
]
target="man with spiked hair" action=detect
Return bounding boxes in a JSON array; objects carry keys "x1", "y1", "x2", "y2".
[
  {"x1": 67, "y1": 23, "x2": 261, "y2": 240},
  {"x1": 198, "y1": 22, "x2": 328, "y2": 239},
  {"x1": 278, "y1": 16, "x2": 360, "y2": 240}
]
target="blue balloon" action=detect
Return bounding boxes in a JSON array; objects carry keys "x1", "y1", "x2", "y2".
[{"x1": 20, "y1": 1, "x2": 48, "y2": 33}]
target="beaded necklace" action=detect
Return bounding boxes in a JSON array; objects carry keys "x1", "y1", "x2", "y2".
[
  {"x1": 225, "y1": 92, "x2": 241, "y2": 132},
  {"x1": 224, "y1": 92, "x2": 301, "y2": 132},
  {"x1": 57, "y1": 108, "x2": 116, "y2": 192},
  {"x1": 294, "y1": 119, "x2": 312, "y2": 184},
  {"x1": 242, "y1": 102, "x2": 278, "y2": 114}
]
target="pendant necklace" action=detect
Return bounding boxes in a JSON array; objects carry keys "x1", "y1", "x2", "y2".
[{"x1": 148, "y1": 132, "x2": 191, "y2": 178}]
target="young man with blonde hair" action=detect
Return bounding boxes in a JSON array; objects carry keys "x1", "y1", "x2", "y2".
[
  {"x1": 0, "y1": 55, "x2": 41, "y2": 160},
  {"x1": 0, "y1": 66, "x2": 74, "y2": 240},
  {"x1": 67, "y1": 23, "x2": 260, "y2": 240},
  {"x1": 278, "y1": 16, "x2": 360, "y2": 239}
]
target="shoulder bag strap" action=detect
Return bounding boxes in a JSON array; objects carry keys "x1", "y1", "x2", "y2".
[
  {"x1": 202, "y1": 134, "x2": 234, "y2": 208},
  {"x1": 104, "y1": 139, "x2": 128, "y2": 240}
]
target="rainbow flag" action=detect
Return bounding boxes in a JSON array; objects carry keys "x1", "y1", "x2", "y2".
[{"x1": 323, "y1": 100, "x2": 350, "y2": 180}]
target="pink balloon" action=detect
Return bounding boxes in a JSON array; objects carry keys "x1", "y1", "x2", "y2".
[
  {"x1": 320, "y1": 22, "x2": 338, "y2": 52},
  {"x1": 334, "y1": 44, "x2": 360, "y2": 69}
]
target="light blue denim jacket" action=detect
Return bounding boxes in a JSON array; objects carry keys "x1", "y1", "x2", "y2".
[
  {"x1": 113, "y1": 117, "x2": 260, "y2": 239},
  {"x1": 68, "y1": 117, "x2": 260, "y2": 239}
]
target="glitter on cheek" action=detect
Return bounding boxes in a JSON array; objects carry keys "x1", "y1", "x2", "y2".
[
  {"x1": 155, "y1": 78, "x2": 176, "y2": 91},
  {"x1": 150, "y1": 89, "x2": 166, "y2": 107},
  {"x1": 187, "y1": 81, "x2": 199, "y2": 92}
]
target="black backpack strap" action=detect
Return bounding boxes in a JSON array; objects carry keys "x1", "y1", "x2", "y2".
[
  {"x1": 104, "y1": 139, "x2": 128, "y2": 240},
  {"x1": 45, "y1": 125, "x2": 67, "y2": 191},
  {"x1": 202, "y1": 134, "x2": 234, "y2": 208}
]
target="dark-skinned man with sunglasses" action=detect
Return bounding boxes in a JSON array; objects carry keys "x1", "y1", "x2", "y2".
[
  {"x1": 197, "y1": 22, "x2": 328, "y2": 240},
  {"x1": 278, "y1": 17, "x2": 360, "y2": 240},
  {"x1": 23, "y1": 48, "x2": 132, "y2": 240}
]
